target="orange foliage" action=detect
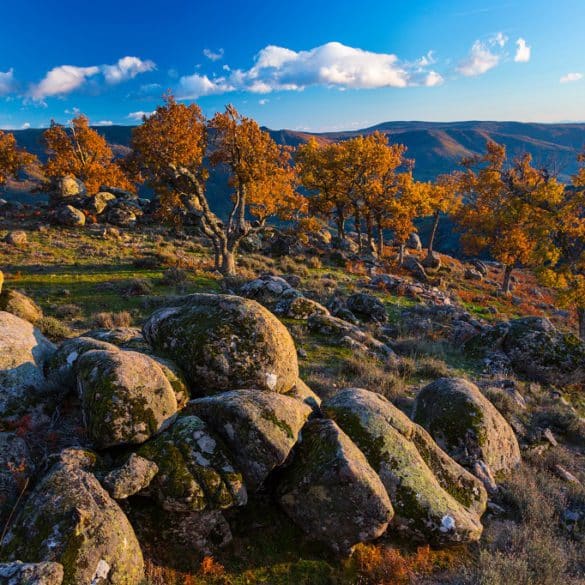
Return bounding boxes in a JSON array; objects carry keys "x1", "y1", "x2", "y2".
[
  {"x1": 0, "y1": 130, "x2": 37, "y2": 186},
  {"x1": 43, "y1": 115, "x2": 133, "y2": 194}
]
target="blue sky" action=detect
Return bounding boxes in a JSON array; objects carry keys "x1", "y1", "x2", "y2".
[{"x1": 1, "y1": 0, "x2": 584, "y2": 130}]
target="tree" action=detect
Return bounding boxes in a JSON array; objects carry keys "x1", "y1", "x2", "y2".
[
  {"x1": 207, "y1": 105, "x2": 300, "y2": 273},
  {"x1": 456, "y1": 141, "x2": 563, "y2": 293},
  {"x1": 0, "y1": 131, "x2": 36, "y2": 187},
  {"x1": 43, "y1": 115, "x2": 133, "y2": 194},
  {"x1": 539, "y1": 151, "x2": 585, "y2": 339},
  {"x1": 296, "y1": 138, "x2": 350, "y2": 240},
  {"x1": 423, "y1": 173, "x2": 463, "y2": 260},
  {"x1": 131, "y1": 98, "x2": 299, "y2": 275},
  {"x1": 128, "y1": 93, "x2": 207, "y2": 224}
]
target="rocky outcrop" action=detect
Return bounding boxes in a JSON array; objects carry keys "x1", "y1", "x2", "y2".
[
  {"x1": 76, "y1": 350, "x2": 178, "y2": 448},
  {"x1": 0, "y1": 312, "x2": 55, "y2": 415},
  {"x1": 138, "y1": 415, "x2": 247, "y2": 512},
  {"x1": 0, "y1": 433, "x2": 34, "y2": 522},
  {"x1": 2, "y1": 453, "x2": 144, "y2": 585},
  {"x1": 346, "y1": 293, "x2": 388, "y2": 323},
  {"x1": 54, "y1": 205, "x2": 85, "y2": 227},
  {"x1": 412, "y1": 378, "x2": 521, "y2": 483},
  {"x1": 277, "y1": 418, "x2": 393, "y2": 555},
  {"x1": 102, "y1": 453, "x2": 159, "y2": 500},
  {"x1": 0, "y1": 561, "x2": 64, "y2": 585},
  {"x1": 324, "y1": 388, "x2": 486, "y2": 545},
  {"x1": 187, "y1": 389, "x2": 311, "y2": 491},
  {"x1": 143, "y1": 294, "x2": 299, "y2": 394}
]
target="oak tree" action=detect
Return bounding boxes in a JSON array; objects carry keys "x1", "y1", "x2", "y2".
[{"x1": 0, "y1": 131, "x2": 36, "y2": 187}]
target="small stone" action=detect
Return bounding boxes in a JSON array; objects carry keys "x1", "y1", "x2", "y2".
[{"x1": 103, "y1": 453, "x2": 159, "y2": 499}]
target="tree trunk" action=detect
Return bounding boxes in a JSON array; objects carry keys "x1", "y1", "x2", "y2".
[
  {"x1": 502, "y1": 264, "x2": 514, "y2": 294},
  {"x1": 377, "y1": 221, "x2": 384, "y2": 258},
  {"x1": 365, "y1": 215, "x2": 374, "y2": 255},
  {"x1": 578, "y1": 307, "x2": 585, "y2": 341},
  {"x1": 398, "y1": 243, "x2": 405, "y2": 266},
  {"x1": 355, "y1": 209, "x2": 363, "y2": 254},
  {"x1": 336, "y1": 215, "x2": 346, "y2": 241},
  {"x1": 427, "y1": 211, "x2": 440, "y2": 258},
  {"x1": 220, "y1": 248, "x2": 237, "y2": 276}
]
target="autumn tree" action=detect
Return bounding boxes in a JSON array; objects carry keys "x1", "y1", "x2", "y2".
[
  {"x1": 128, "y1": 93, "x2": 207, "y2": 224},
  {"x1": 131, "y1": 97, "x2": 299, "y2": 275},
  {"x1": 43, "y1": 115, "x2": 133, "y2": 194},
  {"x1": 0, "y1": 131, "x2": 36, "y2": 187},
  {"x1": 457, "y1": 141, "x2": 563, "y2": 293},
  {"x1": 423, "y1": 172, "x2": 463, "y2": 261},
  {"x1": 296, "y1": 138, "x2": 350, "y2": 240},
  {"x1": 539, "y1": 151, "x2": 585, "y2": 339}
]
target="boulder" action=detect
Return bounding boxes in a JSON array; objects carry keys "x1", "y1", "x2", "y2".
[
  {"x1": 421, "y1": 254, "x2": 442, "y2": 271},
  {"x1": 57, "y1": 175, "x2": 86, "y2": 198},
  {"x1": 0, "y1": 562, "x2": 64, "y2": 585},
  {"x1": 403, "y1": 256, "x2": 428, "y2": 282},
  {"x1": 86, "y1": 192, "x2": 116, "y2": 215},
  {"x1": 138, "y1": 415, "x2": 247, "y2": 512},
  {"x1": 412, "y1": 378, "x2": 521, "y2": 480},
  {"x1": 0, "y1": 312, "x2": 55, "y2": 415},
  {"x1": 83, "y1": 327, "x2": 144, "y2": 347},
  {"x1": 102, "y1": 453, "x2": 159, "y2": 500},
  {"x1": 407, "y1": 232, "x2": 423, "y2": 251},
  {"x1": 239, "y1": 275, "x2": 297, "y2": 307},
  {"x1": 324, "y1": 388, "x2": 487, "y2": 545},
  {"x1": 54, "y1": 205, "x2": 85, "y2": 227},
  {"x1": 44, "y1": 336, "x2": 120, "y2": 390},
  {"x1": 186, "y1": 389, "x2": 311, "y2": 491},
  {"x1": 2, "y1": 456, "x2": 144, "y2": 585},
  {"x1": 276, "y1": 296, "x2": 329, "y2": 320},
  {"x1": 465, "y1": 317, "x2": 585, "y2": 385},
  {"x1": 0, "y1": 433, "x2": 34, "y2": 522},
  {"x1": 277, "y1": 418, "x2": 393, "y2": 555},
  {"x1": 286, "y1": 379, "x2": 321, "y2": 413},
  {"x1": 0, "y1": 291, "x2": 43, "y2": 324},
  {"x1": 143, "y1": 294, "x2": 299, "y2": 394},
  {"x1": 107, "y1": 206, "x2": 136, "y2": 227},
  {"x1": 76, "y1": 350, "x2": 178, "y2": 448},
  {"x1": 464, "y1": 267, "x2": 483, "y2": 281},
  {"x1": 3, "y1": 232, "x2": 27, "y2": 247},
  {"x1": 346, "y1": 293, "x2": 388, "y2": 323}
]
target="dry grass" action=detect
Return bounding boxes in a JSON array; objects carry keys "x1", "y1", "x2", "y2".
[{"x1": 91, "y1": 310, "x2": 133, "y2": 329}]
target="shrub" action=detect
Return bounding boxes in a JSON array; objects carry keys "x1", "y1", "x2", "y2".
[
  {"x1": 37, "y1": 316, "x2": 73, "y2": 341},
  {"x1": 92, "y1": 311, "x2": 132, "y2": 329}
]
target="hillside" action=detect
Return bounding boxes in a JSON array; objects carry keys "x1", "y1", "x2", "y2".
[{"x1": 6, "y1": 120, "x2": 585, "y2": 187}]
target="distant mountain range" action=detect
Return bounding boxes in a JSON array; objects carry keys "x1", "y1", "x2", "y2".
[{"x1": 4, "y1": 121, "x2": 585, "y2": 204}]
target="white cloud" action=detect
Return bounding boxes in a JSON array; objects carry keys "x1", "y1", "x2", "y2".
[
  {"x1": 102, "y1": 56, "x2": 156, "y2": 84},
  {"x1": 127, "y1": 111, "x2": 155, "y2": 121},
  {"x1": 95, "y1": 120, "x2": 113, "y2": 126},
  {"x1": 560, "y1": 72, "x2": 583, "y2": 83},
  {"x1": 457, "y1": 38, "x2": 503, "y2": 77},
  {"x1": 30, "y1": 65, "x2": 100, "y2": 99},
  {"x1": 259, "y1": 98, "x2": 269, "y2": 105},
  {"x1": 0, "y1": 69, "x2": 16, "y2": 95},
  {"x1": 492, "y1": 32, "x2": 508, "y2": 48},
  {"x1": 178, "y1": 41, "x2": 444, "y2": 98},
  {"x1": 21, "y1": 122, "x2": 30, "y2": 129},
  {"x1": 203, "y1": 48, "x2": 224, "y2": 61},
  {"x1": 514, "y1": 38, "x2": 531, "y2": 62},
  {"x1": 177, "y1": 73, "x2": 234, "y2": 99}
]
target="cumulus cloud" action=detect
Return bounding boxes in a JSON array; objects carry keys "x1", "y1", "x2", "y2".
[
  {"x1": 178, "y1": 41, "x2": 443, "y2": 98},
  {"x1": 30, "y1": 56, "x2": 155, "y2": 100},
  {"x1": 127, "y1": 111, "x2": 155, "y2": 121},
  {"x1": 203, "y1": 48, "x2": 224, "y2": 61},
  {"x1": 514, "y1": 38, "x2": 531, "y2": 62},
  {"x1": 0, "y1": 69, "x2": 16, "y2": 95},
  {"x1": 457, "y1": 34, "x2": 508, "y2": 77},
  {"x1": 30, "y1": 65, "x2": 100, "y2": 99},
  {"x1": 21, "y1": 122, "x2": 30, "y2": 129},
  {"x1": 95, "y1": 120, "x2": 113, "y2": 126},
  {"x1": 560, "y1": 72, "x2": 583, "y2": 83},
  {"x1": 102, "y1": 56, "x2": 156, "y2": 84}
]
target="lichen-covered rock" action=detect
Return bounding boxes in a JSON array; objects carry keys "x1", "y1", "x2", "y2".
[
  {"x1": 107, "y1": 206, "x2": 136, "y2": 227},
  {"x1": 277, "y1": 418, "x2": 393, "y2": 555},
  {"x1": 0, "y1": 312, "x2": 55, "y2": 415},
  {"x1": 4, "y1": 232, "x2": 27, "y2": 247},
  {"x1": 412, "y1": 378, "x2": 521, "y2": 479},
  {"x1": 2, "y1": 457, "x2": 144, "y2": 585},
  {"x1": 44, "y1": 336, "x2": 120, "y2": 390},
  {"x1": 0, "y1": 291, "x2": 43, "y2": 325},
  {"x1": 186, "y1": 389, "x2": 311, "y2": 491},
  {"x1": 0, "y1": 433, "x2": 34, "y2": 523},
  {"x1": 346, "y1": 293, "x2": 388, "y2": 323},
  {"x1": 87, "y1": 192, "x2": 116, "y2": 215},
  {"x1": 0, "y1": 561, "x2": 64, "y2": 585},
  {"x1": 102, "y1": 453, "x2": 158, "y2": 500},
  {"x1": 276, "y1": 296, "x2": 329, "y2": 320},
  {"x1": 83, "y1": 328, "x2": 144, "y2": 348},
  {"x1": 147, "y1": 355, "x2": 190, "y2": 408},
  {"x1": 143, "y1": 294, "x2": 299, "y2": 394},
  {"x1": 466, "y1": 317, "x2": 585, "y2": 385},
  {"x1": 54, "y1": 205, "x2": 85, "y2": 227},
  {"x1": 239, "y1": 275, "x2": 298, "y2": 307},
  {"x1": 286, "y1": 379, "x2": 321, "y2": 413},
  {"x1": 57, "y1": 175, "x2": 86, "y2": 198},
  {"x1": 76, "y1": 350, "x2": 178, "y2": 448},
  {"x1": 324, "y1": 388, "x2": 486, "y2": 545},
  {"x1": 138, "y1": 416, "x2": 246, "y2": 512}
]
